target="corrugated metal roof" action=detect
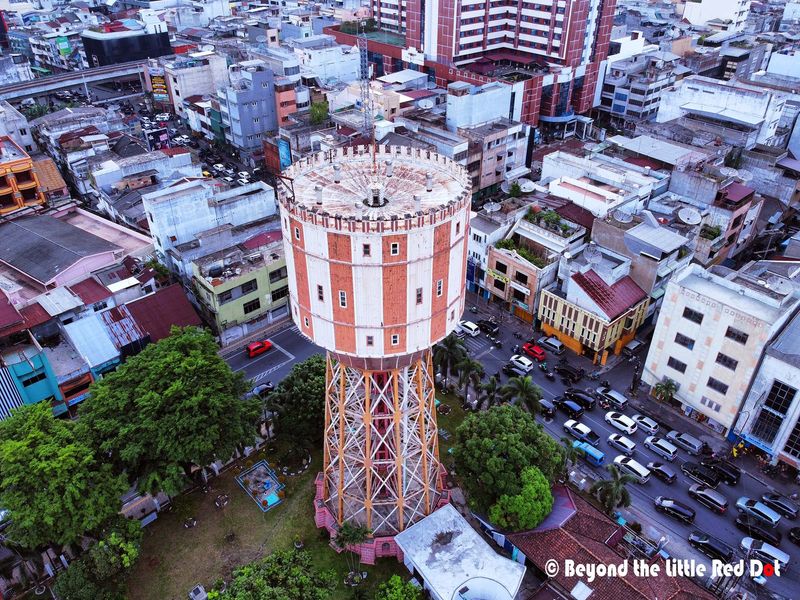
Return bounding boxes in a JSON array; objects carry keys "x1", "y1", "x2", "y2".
[
  {"x1": 37, "y1": 287, "x2": 83, "y2": 317},
  {"x1": 64, "y1": 315, "x2": 119, "y2": 368},
  {"x1": 100, "y1": 304, "x2": 147, "y2": 348},
  {"x1": 572, "y1": 270, "x2": 647, "y2": 320}
]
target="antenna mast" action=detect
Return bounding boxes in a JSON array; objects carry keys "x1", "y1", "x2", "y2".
[{"x1": 357, "y1": 21, "x2": 376, "y2": 171}]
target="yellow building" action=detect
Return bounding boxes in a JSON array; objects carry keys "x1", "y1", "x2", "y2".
[
  {"x1": 0, "y1": 136, "x2": 46, "y2": 216},
  {"x1": 538, "y1": 268, "x2": 649, "y2": 365}
]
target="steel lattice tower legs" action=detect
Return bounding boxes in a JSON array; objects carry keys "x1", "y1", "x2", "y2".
[{"x1": 322, "y1": 350, "x2": 443, "y2": 536}]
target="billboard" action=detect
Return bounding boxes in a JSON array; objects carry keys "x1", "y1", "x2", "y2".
[
  {"x1": 147, "y1": 65, "x2": 169, "y2": 103},
  {"x1": 55, "y1": 36, "x2": 72, "y2": 56},
  {"x1": 144, "y1": 127, "x2": 170, "y2": 151},
  {"x1": 278, "y1": 138, "x2": 292, "y2": 170}
]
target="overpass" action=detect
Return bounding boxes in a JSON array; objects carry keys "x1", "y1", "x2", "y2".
[{"x1": 0, "y1": 60, "x2": 147, "y2": 102}]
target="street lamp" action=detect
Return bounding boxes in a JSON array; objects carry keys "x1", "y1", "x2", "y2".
[{"x1": 628, "y1": 357, "x2": 642, "y2": 396}]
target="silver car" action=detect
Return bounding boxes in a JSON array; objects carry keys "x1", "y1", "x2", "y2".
[
  {"x1": 607, "y1": 433, "x2": 636, "y2": 457},
  {"x1": 632, "y1": 414, "x2": 659, "y2": 434}
]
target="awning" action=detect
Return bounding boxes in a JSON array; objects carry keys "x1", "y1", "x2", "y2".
[{"x1": 504, "y1": 165, "x2": 531, "y2": 181}]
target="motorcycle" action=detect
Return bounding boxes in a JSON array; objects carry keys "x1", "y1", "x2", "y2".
[
  {"x1": 539, "y1": 361, "x2": 549, "y2": 372},
  {"x1": 512, "y1": 331, "x2": 523, "y2": 340},
  {"x1": 545, "y1": 371, "x2": 555, "y2": 381},
  {"x1": 600, "y1": 379, "x2": 610, "y2": 389},
  {"x1": 494, "y1": 339, "x2": 503, "y2": 349},
  {"x1": 513, "y1": 344, "x2": 520, "y2": 354},
  {"x1": 598, "y1": 398, "x2": 611, "y2": 410},
  {"x1": 469, "y1": 306, "x2": 478, "y2": 314},
  {"x1": 589, "y1": 371, "x2": 601, "y2": 381}
]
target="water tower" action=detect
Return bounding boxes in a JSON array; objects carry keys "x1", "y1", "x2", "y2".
[{"x1": 277, "y1": 145, "x2": 471, "y2": 547}]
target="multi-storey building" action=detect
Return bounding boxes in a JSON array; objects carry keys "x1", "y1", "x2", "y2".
[
  {"x1": 81, "y1": 21, "x2": 171, "y2": 67},
  {"x1": 327, "y1": 0, "x2": 617, "y2": 132},
  {"x1": 145, "y1": 52, "x2": 230, "y2": 118},
  {"x1": 643, "y1": 261, "x2": 800, "y2": 435},
  {"x1": 0, "y1": 101, "x2": 36, "y2": 153},
  {"x1": 0, "y1": 137, "x2": 45, "y2": 216},
  {"x1": 682, "y1": 0, "x2": 750, "y2": 33}
]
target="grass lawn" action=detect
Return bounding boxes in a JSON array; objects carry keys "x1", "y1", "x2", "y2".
[{"x1": 127, "y1": 440, "x2": 405, "y2": 600}]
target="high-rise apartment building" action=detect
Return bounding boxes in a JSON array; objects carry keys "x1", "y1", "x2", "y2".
[{"x1": 332, "y1": 0, "x2": 617, "y2": 129}]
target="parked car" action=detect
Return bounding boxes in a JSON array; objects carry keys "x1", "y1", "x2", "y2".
[
  {"x1": 538, "y1": 398, "x2": 556, "y2": 419},
  {"x1": 212, "y1": 163, "x2": 225, "y2": 171},
  {"x1": 594, "y1": 386, "x2": 628, "y2": 410},
  {"x1": 246, "y1": 339, "x2": 273, "y2": 358},
  {"x1": 665, "y1": 430, "x2": 707, "y2": 455},
  {"x1": 521, "y1": 342, "x2": 546, "y2": 361},
  {"x1": 760, "y1": 493, "x2": 799, "y2": 520},
  {"x1": 245, "y1": 382, "x2": 274, "y2": 399},
  {"x1": 614, "y1": 456, "x2": 650, "y2": 483},
  {"x1": 631, "y1": 414, "x2": 659, "y2": 434},
  {"x1": 607, "y1": 433, "x2": 636, "y2": 457},
  {"x1": 605, "y1": 411, "x2": 637, "y2": 435},
  {"x1": 689, "y1": 531, "x2": 734, "y2": 562},
  {"x1": 456, "y1": 320, "x2": 480, "y2": 337},
  {"x1": 655, "y1": 497, "x2": 695, "y2": 524},
  {"x1": 477, "y1": 319, "x2": 500, "y2": 336},
  {"x1": 735, "y1": 514, "x2": 782, "y2": 546},
  {"x1": 502, "y1": 363, "x2": 528, "y2": 378},
  {"x1": 789, "y1": 527, "x2": 800, "y2": 546},
  {"x1": 681, "y1": 462, "x2": 721, "y2": 488},
  {"x1": 688, "y1": 484, "x2": 728, "y2": 514},
  {"x1": 740, "y1": 538, "x2": 790, "y2": 569},
  {"x1": 563, "y1": 388, "x2": 596, "y2": 410},
  {"x1": 563, "y1": 420, "x2": 600, "y2": 446},
  {"x1": 647, "y1": 461, "x2": 677, "y2": 484},
  {"x1": 237, "y1": 178, "x2": 249, "y2": 186},
  {"x1": 509, "y1": 354, "x2": 534, "y2": 373},
  {"x1": 536, "y1": 335, "x2": 565, "y2": 355},
  {"x1": 553, "y1": 397, "x2": 584, "y2": 419},
  {"x1": 554, "y1": 363, "x2": 584, "y2": 383},
  {"x1": 736, "y1": 497, "x2": 782, "y2": 528},
  {"x1": 644, "y1": 436, "x2": 678, "y2": 461},
  {"x1": 700, "y1": 458, "x2": 741, "y2": 486},
  {"x1": 237, "y1": 171, "x2": 250, "y2": 179}
]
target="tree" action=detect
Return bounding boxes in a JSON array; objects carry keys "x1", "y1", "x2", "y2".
[
  {"x1": 85, "y1": 518, "x2": 142, "y2": 582},
  {"x1": 590, "y1": 464, "x2": 637, "y2": 514},
  {"x1": 309, "y1": 101, "x2": 329, "y2": 125},
  {"x1": 500, "y1": 376, "x2": 542, "y2": 415},
  {"x1": 78, "y1": 327, "x2": 259, "y2": 495},
  {"x1": 652, "y1": 378, "x2": 678, "y2": 404},
  {"x1": 53, "y1": 562, "x2": 118, "y2": 600},
  {"x1": 479, "y1": 376, "x2": 501, "y2": 411},
  {"x1": 268, "y1": 354, "x2": 327, "y2": 442},
  {"x1": 560, "y1": 436, "x2": 581, "y2": 477},
  {"x1": 0, "y1": 404, "x2": 127, "y2": 549},
  {"x1": 209, "y1": 549, "x2": 336, "y2": 600},
  {"x1": 432, "y1": 333, "x2": 467, "y2": 389},
  {"x1": 375, "y1": 575, "x2": 422, "y2": 600},
  {"x1": 333, "y1": 521, "x2": 371, "y2": 575},
  {"x1": 457, "y1": 357, "x2": 484, "y2": 406},
  {"x1": 508, "y1": 180, "x2": 522, "y2": 198},
  {"x1": 488, "y1": 466, "x2": 554, "y2": 531},
  {"x1": 452, "y1": 405, "x2": 564, "y2": 511}
]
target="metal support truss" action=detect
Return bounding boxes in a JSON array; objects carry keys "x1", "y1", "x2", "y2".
[{"x1": 322, "y1": 350, "x2": 443, "y2": 536}]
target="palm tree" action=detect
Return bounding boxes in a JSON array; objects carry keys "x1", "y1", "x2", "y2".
[
  {"x1": 432, "y1": 333, "x2": 467, "y2": 390},
  {"x1": 500, "y1": 376, "x2": 543, "y2": 415},
  {"x1": 457, "y1": 357, "x2": 484, "y2": 406},
  {"x1": 560, "y1": 436, "x2": 581, "y2": 481},
  {"x1": 334, "y1": 521, "x2": 371, "y2": 575},
  {"x1": 590, "y1": 464, "x2": 637, "y2": 514},
  {"x1": 479, "y1": 376, "x2": 501, "y2": 411},
  {"x1": 653, "y1": 378, "x2": 678, "y2": 404}
]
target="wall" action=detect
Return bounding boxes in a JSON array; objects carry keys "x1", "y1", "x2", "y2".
[{"x1": 446, "y1": 83, "x2": 512, "y2": 132}]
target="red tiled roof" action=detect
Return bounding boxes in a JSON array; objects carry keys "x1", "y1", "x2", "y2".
[
  {"x1": 58, "y1": 126, "x2": 100, "y2": 145},
  {"x1": 0, "y1": 293, "x2": 22, "y2": 331},
  {"x1": 160, "y1": 147, "x2": 190, "y2": 157},
  {"x1": 508, "y1": 494, "x2": 715, "y2": 600},
  {"x1": 624, "y1": 156, "x2": 663, "y2": 170},
  {"x1": 242, "y1": 230, "x2": 282, "y2": 250},
  {"x1": 0, "y1": 302, "x2": 51, "y2": 336},
  {"x1": 571, "y1": 270, "x2": 646, "y2": 320},
  {"x1": 402, "y1": 89, "x2": 438, "y2": 100},
  {"x1": 555, "y1": 202, "x2": 595, "y2": 232},
  {"x1": 126, "y1": 285, "x2": 202, "y2": 342},
  {"x1": 68, "y1": 278, "x2": 111, "y2": 305}
]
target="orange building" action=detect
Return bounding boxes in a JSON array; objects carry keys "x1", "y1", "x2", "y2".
[{"x1": 0, "y1": 136, "x2": 46, "y2": 216}]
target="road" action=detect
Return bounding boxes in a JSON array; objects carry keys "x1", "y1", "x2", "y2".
[{"x1": 223, "y1": 308, "x2": 798, "y2": 598}]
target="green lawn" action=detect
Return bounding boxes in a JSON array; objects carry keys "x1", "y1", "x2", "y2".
[{"x1": 127, "y1": 441, "x2": 404, "y2": 600}]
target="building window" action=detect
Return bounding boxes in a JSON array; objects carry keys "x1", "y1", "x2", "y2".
[
  {"x1": 218, "y1": 290, "x2": 233, "y2": 304},
  {"x1": 437, "y1": 279, "x2": 443, "y2": 297},
  {"x1": 725, "y1": 326, "x2": 749, "y2": 345},
  {"x1": 456, "y1": 222, "x2": 461, "y2": 235},
  {"x1": 304, "y1": 317, "x2": 309, "y2": 327},
  {"x1": 784, "y1": 417, "x2": 800, "y2": 458},
  {"x1": 700, "y1": 396, "x2": 721, "y2": 412},
  {"x1": 240, "y1": 279, "x2": 258, "y2": 294},
  {"x1": 269, "y1": 266, "x2": 288, "y2": 283},
  {"x1": 674, "y1": 332, "x2": 695, "y2": 350},
  {"x1": 243, "y1": 298, "x2": 261, "y2": 314},
  {"x1": 271, "y1": 286, "x2": 289, "y2": 302},
  {"x1": 495, "y1": 261, "x2": 508, "y2": 274},
  {"x1": 294, "y1": 227, "x2": 300, "y2": 240},
  {"x1": 512, "y1": 289, "x2": 526, "y2": 302},
  {"x1": 317, "y1": 285, "x2": 324, "y2": 302},
  {"x1": 707, "y1": 377, "x2": 729, "y2": 395},
  {"x1": 416, "y1": 288, "x2": 423, "y2": 305},
  {"x1": 21, "y1": 372, "x2": 47, "y2": 387},
  {"x1": 494, "y1": 279, "x2": 506, "y2": 292},
  {"x1": 339, "y1": 290, "x2": 347, "y2": 307},
  {"x1": 715, "y1": 352, "x2": 738, "y2": 371},
  {"x1": 366, "y1": 335, "x2": 374, "y2": 347},
  {"x1": 391, "y1": 334, "x2": 399, "y2": 346},
  {"x1": 683, "y1": 307, "x2": 704, "y2": 324},
  {"x1": 667, "y1": 356, "x2": 687, "y2": 373},
  {"x1": 363, "y1": 244, "x2": 371, "y2": 257},
  {"x1": 515, "y1": 272, "x2": 528, "y2": 285},
  {"x1": 390, "y1": 242, "x2": 399, "y2": 255}
]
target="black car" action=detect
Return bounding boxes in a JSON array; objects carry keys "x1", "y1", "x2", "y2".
[
  {"x1": 734, "y1": 514, "x2": 782, "y2": 547},
  {"x1": 655, "y1": 496, "x2": 695, "y2": 524},
  {"x1": 688, "y1": 531, "x2": 734, "y2": 562},
  {"x1": 539, "y1": 398, "x2": 556, "y2": 419},
  {"x1": 681, "y1": 462, "x2": 721, "y2": 488},
  {"x1": 647, "y1": 462, "x2": 677, "y2": 484},
  {"x1": 554, "y1": 364, "x2": 584, "y2": 384},
  {"x1": 761, "y1": 493, "x2": 799, "y2": 520},
  {"x1": 700, "y1": 458, "x2": 741, "y2": 486},
  {"x1": 502, "y1": 363, "x2": 528, "y2": 378},
  {"x1": 789, "y1": 527, "x2": 800, "y2": 546},
  {"x1": 553, "y1": 397, "x2": 585, "y2": 419},
  {"x1": 477, "y1": 319, "x2": 500, "y2": 336},
  {"x1": 563, "y1": 388, "x2": 596, "y2": 410}
]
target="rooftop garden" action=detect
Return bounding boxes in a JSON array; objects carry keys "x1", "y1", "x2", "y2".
[
  {"x1": 525, "y1": 208, "x2": 576, "y2": 238},
  {"x1": 496, "y1": 238, "x2": 549, "y2": 269},
  {"x1": 699, "y1": 224, "x2": 722, "y2": 241}
]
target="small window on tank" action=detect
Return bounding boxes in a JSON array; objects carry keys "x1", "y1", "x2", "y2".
[{"x1": 391, "y1": 334, "x2": 400, "y2": 346}]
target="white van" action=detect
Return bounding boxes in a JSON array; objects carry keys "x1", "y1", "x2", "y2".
[
  {"x1": 537, "y1": 336, "x2": 565, "y2": 355},
  {"x1": 614, "y1": 455, "x2": 651, "y2": 484},
  {"x1": 457, "y1": 320, "x2": 480, "y2": 337}
]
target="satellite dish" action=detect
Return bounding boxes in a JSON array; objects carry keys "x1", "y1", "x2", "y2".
[
  {"x1": 719, "y1": 166, "x2": 738, "y2": 178},
  {"x1": 678, "y1": 207, "x2": 702, "y2": 225},
  {"x1": 584, "y1": 242, "x2": 602, "y2": 265},
  {"x1": 612, "y1": 209, "x2": 633, "y2": 224},
  {"x1": 484, "y1": 202, "x2": 501, "y2": 213},
  {"x1": 767, "y1": 275, "x2": 791, "y2": 294},
  {"x1": 201, "y1": 44, "x2": 215, "y2": 52},
  {"x1": 737, "y1": 169, "x2": 753, "y2": 182},
  {"x1": 418, "y1": 98, "x2": 434, "y2": 109}
]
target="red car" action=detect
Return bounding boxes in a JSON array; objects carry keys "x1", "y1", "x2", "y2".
[
  {"x1": 246, "y1": 339, "x2": 273, "y2": 358},
  {"x1": 522, "y1": 343, "x2": 546, "y2": 362}
]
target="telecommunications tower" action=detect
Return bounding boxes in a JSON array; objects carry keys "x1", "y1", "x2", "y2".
[{"x1": 277, "y1": 145, "x2": 471, "y2": 555}]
